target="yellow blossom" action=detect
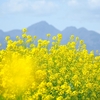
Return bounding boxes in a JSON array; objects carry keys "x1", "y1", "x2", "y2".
[{"x1": 22, "y1": 28, "x2": 27, "y2": 33}]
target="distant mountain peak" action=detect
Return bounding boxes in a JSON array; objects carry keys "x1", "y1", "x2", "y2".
[
  {"x1": 62, "y1": 26, "x2": 77, "y2": 32},
  {"x1": 38, "y1": 21, "x2": 48, "y2": 24},
  {"x1": 36, "y1": 21, "x2": 49, "y2": 26},
  {"x1": 28, "y1": 21, "x2": 49, "y2": 29},
  {"x1": 27, "y1": 21, "x2": 60, "y2": 33}
]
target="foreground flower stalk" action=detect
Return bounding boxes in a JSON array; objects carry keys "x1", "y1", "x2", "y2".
[{"x1": 0, "y1": 28, "x2": 100, "y2": 100}]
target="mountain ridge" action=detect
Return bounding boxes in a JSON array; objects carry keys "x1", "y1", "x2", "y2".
[{"x1": 0, "y1": 21, "x2": 100, "y2": 52}]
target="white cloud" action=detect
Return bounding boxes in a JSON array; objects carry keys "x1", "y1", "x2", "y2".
[
  {"x1": 1, "y1": 0, "x2": 27, "y2": 13},
  {"x1": 67, "y1": 0, "x2": 79, "y2": 6},
  {"x1": 1, "y1": 0, "x2": 58, "y2": 15},
  {"x1": 30, "y1": 0, "x2": 58, "y2": 15},
  {"x1": 88, "y1": 0, "x2": 100, "y2": 9}
]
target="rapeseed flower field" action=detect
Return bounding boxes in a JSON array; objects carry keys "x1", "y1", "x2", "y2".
[{"x1": 0, "y1": 28, "x2": 100, "y2": 100}]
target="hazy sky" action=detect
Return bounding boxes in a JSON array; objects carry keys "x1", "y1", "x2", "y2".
[{"x1": 0, "y1": 0, "x2": 100, "y2": 33}]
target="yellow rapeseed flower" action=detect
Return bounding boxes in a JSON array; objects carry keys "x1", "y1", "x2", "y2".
[
  {"x1": 80, "y1": 40, "x2": 84, "y2": 44},
  {"x1": 5, "y1": 36, "x2": 10, "y2": 41},
  {"x1": 46, "y1": 33, "x2": 51, "y2": 37},
  {"x1": 52, "y1": 36, "x2": 57, "y2": 40},
  {"x1": 22, "y1": 28, "x2": 27, "y2": 33},
  {"x1": 0, "y1": 43, "x2": 2, "y2": 47},
  {"x1": 22, "y1": 33, "x2": 27, "y2": 38},
  {"x1": 33, "y1": 35, "x2": 37, "y2": 39},
  {"x1": 0, "y1": 29, "x2": 100, "y2": 100}
]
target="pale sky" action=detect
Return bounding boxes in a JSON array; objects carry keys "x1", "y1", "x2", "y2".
[{"x1": 0, "y1": 0, "x2": 100, "y2": 33}]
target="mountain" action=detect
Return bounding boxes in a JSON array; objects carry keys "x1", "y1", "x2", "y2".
[
  {"x1": 0, "y1": 21, "x2": 100, "y2": 52},
  {"x1": 27, "y1": 21, "x2": 60, "y2": 39},
  {"x1": 62, "y1": 26, "x2": 100, "y2": 51}
]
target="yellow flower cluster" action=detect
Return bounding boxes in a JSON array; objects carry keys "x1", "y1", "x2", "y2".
[{"x1": 0, "y1": 28, "x2": 100, "y2": 100}]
